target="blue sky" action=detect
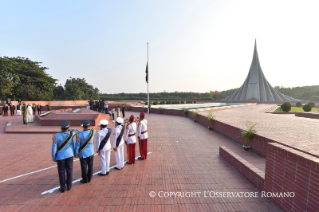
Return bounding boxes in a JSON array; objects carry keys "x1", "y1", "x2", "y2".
[{"x1": 1, "y1": 0, "x2": 319, "y2": 93}]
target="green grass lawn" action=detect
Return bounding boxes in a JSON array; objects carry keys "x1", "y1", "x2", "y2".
[{"x1": 275, "y1": 106, "x2": 319, "y2": 112}]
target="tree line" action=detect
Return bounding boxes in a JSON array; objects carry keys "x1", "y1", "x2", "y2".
[
  {"x1": 0, "y1": 56, "x2": 99, "y2": 101},
  {"x1": 2, "y1": 56, "x2": 318, "y2": 101}
]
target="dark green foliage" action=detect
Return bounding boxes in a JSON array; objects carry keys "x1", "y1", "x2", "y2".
[
  {"x1": 308, "y1": 102, "x2": 315, "y2": 108},
  {"x1": 0, "y1": 56, "x2": 56, "y2": 100},
  {"x1": 275, "y1": 85, "x2": 319, "y2": 100},
  {"x1": 303, "y1": 104, "x2": 311, "y2": 112},
  {"x1": 281, "y1": 102, "x2": 291, "y2": 112},
  {"x1": 63, "y1": 77, "x2": 99, "y2": 100},
  {"x1": 296, "y1": 102, "x2": 302, "y2": 107}
]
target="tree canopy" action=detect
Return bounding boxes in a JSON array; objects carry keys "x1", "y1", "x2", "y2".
[
  {"x1": 0, "y1": 56, "x2": 56, "y2": 100},
  {"x1": 0, "y1": 56, "x2": 99, "y2": 101}
]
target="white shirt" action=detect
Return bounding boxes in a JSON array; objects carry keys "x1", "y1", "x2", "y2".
[
  {"x1": 96, "y1": 128, "x2": 112, "y2": 152},
  {"x1": 124, "y1": 122, "x2": 137, "y2": 144},
  {"x1": 138, "y1": 119, "x2": 148, "y2": 139},
  {"x1": 113, "y1": 125, "x2": 124, "y2": 147}
]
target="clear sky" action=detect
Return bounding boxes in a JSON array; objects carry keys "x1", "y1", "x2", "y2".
[{"x1": 1, "y1": 0, "x2": 319, "y2": 93}]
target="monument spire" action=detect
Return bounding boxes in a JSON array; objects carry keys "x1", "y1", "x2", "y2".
[{"x1": 224, "y1": 40, "x2": 297, "y2": 101}]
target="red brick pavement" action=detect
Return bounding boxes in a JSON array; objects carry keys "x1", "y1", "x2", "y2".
[
  {"x1": 0, "y1": 112, "x2": 279, "y2": 211},
  {"x1": 199, "y1": 104, "x2": 319, "y2": 157}
]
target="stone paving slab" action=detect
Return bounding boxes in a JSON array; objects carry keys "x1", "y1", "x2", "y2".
[
  {"x1": 0, "y1": 112, "x2": 279, "y2": 211},
  {"x1": 199, "y1": 104, "x2": 319, "y2": 157}
]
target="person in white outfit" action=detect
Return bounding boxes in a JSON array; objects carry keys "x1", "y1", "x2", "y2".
[
  {"x1": 113, "y1": 117, "x2": 125, "y2": 170},
  {"x1": 27, "y1": 105, "x2": 34, "y2": 123},
  {"x1": 124, "y1": 115, "x2": 137, "y2": 164},
  {"x1": 96, "y1": 119, "x2": 112, "y2": 176}
]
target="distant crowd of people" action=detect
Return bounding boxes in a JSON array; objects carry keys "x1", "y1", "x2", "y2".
[{"x1": 88, "y1": 100, "x2": 125, "y2": 121}]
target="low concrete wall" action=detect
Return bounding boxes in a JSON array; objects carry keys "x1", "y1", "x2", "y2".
[{"x1": 219, "y1": 146, "x2": 265, "y2": 191}]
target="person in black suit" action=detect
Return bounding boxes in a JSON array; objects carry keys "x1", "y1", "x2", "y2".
[
  {"x1": 3, "y1": 105, "x2": 8, "y2": 116},
  {"x1": 10, "y1": 105, "x2": 15, "y2": 116},
  {"x1": 122, "y1": 104, "x2": 125, "y2": 118},
  {"x1": 37, "y1": 104, "x2": 42, "y2": 114}
]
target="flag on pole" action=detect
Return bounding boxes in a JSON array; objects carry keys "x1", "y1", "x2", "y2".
[{"x1": 145, "y1": 63, "x2": 148, "y2": 83}]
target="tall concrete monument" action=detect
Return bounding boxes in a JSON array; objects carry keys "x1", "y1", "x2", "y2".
[{"x1": 224, "y1": 40, "x2": 297, "y2": 101}]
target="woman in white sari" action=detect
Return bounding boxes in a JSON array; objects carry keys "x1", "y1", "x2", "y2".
[{"x1": 27, "y1": 105, "x2": 34, "y2": 123}]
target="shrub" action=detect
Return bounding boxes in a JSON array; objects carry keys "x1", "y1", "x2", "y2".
[
  {"x1": 281, "y1": 102, "x2": 291, "y2": 112},
  {"x1": 191, "y1": 110, "x2": 198, "y2": 120},
  {"x1": 296, "y1": 102, "x2": 302, "y2": 107},
  {"x1": 160, "y1": 101, "x2": 165, "y2": 105},
  {"x1": 80, "y1": 105, "x2": 83, "y2": 108},
  {"x1": 193, "y1": 101, "x2": 196, "y2": 103},
  {"x1": 145, "y1": 102, "x2": 148, "y2": 105},
  {"x1": 241, "y1": 121, "x2": 257, "y2": 146},
  {"x1": 152, "y1": 101, "x2": 158, "y2": 105},
  {"x1": 166, "y1": 101, "x2": 171, "y2": 104},
  {"x1": 303, "y1": 104, "x2": 312, "y2": 112},
  {"x1": 58, "y1": 104, "x2": 62, "y2": 109},
  {"x1": 183, "y1": 108, "x2": 189, "y2": 116},
  {"x1": 207, "y1": 112, "x2": 214, "y2": 125},
  {"x1": 308, "y1": 102, "x2": 315, "y2": 108},
  {"x1": 159, "y1": 106, "x2": 164, "y2": 114}
]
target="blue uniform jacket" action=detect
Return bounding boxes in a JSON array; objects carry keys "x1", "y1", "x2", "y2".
[
  {"x1": 75, "y1": 129, "x2": 95, "y2": 158},
  {"x1": 51, "y1": 129, "x2": 79, "y2": 161}
]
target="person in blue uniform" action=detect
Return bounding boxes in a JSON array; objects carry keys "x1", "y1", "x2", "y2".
[
  {"x1": 51, "y1": 121, "x2": 79, "y2": 193},
  {"x1": 75, "y1": 120, "x2": 96, "y2": 183}
]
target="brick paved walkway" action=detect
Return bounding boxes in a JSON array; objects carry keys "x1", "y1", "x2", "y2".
[
  {"x1": 0, "y1": 112, "x2": 279, "y2": 211},
  {"x1": 199, "y1": 104, "x2": 319, "y2": 157}
]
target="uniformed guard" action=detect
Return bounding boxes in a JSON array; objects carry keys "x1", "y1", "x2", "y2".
[
  {"x1": 96, "y1": 119, "x2": 112, "y2": 176},
  {"x1": 75, "y1": 120, "x2": 95, "y2": 183},
  {"x1": 138, "y1": 112, "x2": 148, "y2": 160},
  {"x1": 51, "y1": 121, "x2": 79, "y2": 192},
  {"x1": 124, "y1": 115, "x2": 137, "y2": 164},
  {"x1": 113, "y1": 117, "x2": 125, "y2": 170}
]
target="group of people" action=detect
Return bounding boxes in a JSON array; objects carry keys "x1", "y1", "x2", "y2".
[
  {"x1": 88, "y1": 100, "x2": 126, "y2": 121},
  {"x1": 51, "y1": 112, "x2": 148, "y2": 193},
  {"x1": 2, "y1": 99, "x2": 42, "y2": 119}
]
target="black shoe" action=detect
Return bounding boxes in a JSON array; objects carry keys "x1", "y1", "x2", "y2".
[
  {"x1": 105, "y1": 172, "x2": 109, "y2": 175},
  {"x1": 114, "y1": 167, "x2": 121, "y2": 170},
  {"x1": 67, "y1": 187, "x2": 71, "y2": 191},
  {"x1": 98, "y1": 172, "x2": 107, "y2": 176},
  {"x1": 80, "y1": 179, "x2": 87, "y2": 183},
  {"x1": 127, "y1": 162, "x2": 133, "y2": 164},
  {"x1": 59, "y1": 188, "x2": 65, "y2": 193},
  {"x1": 137, "y1": 157, "x2": 144, "y2": 160}
]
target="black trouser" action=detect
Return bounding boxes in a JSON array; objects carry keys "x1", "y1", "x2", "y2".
[
  {"x1": 57, "y1": 156, "x2": 73, "y2": 190},
  {"x1": 112, "y1": 113, "x2": 114, "y2": 120},
  {"x1": 122, "y1": 110, "x2": 125, "y2": 117},
  {"x1": 10, "y1": 110, "x2": 14, "y2": 116},
  {"x1": 80, "y1": 155, "x2": 94, "y2": 183},
  {"x1": 37, "y1": 109, "x2": 41, "y2": 114},
  {"x1": 4, "y1": 111, "x2": 8, "y2": 116}
]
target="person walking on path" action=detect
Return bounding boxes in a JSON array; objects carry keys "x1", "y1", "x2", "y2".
[
  {"x1": 3, "y1": 105, "x2": 8, "y2": 116},
  {"x1": 96, "y1": 120, "x2": 112, "y2": 176},
  {"x1": 22, "y1": 104, "x2": 27, "y2": 124},
  {"x1": 138, "y1": 112, "x2": 148, "y2": 160},
  {"x1": 27, "y1": 105, "x2": 33, "y2": 123},
  {"x1": 10, "y1": 104, "x2": 15, "y2": 116},
  {"x1": 32, "y1": 103, "x2": 36, "y2": 115},
  {"x1": 37, "y1": 104, "x2": 42, "y2": 114},
  {"x1": 51, "y1": 121, "x2": 78, "y2": 192},
  {"x1": 113, "y1": 117, "x2": 125, "y2": 170},
  {"x1": 117, "y1": 106, "x2": 121, "y2": 117},
  {"x1": 111, "y1": 108, "x2": 115, "y2": 121},
  {"x1": 125, "y1": 115, "x2": 137, "y2": 164},
  {"x1": 122, "y1": 104, "x2": 125, "y2": 118},
  {"x1": 16, "y1": 104, "x2": 21, "y2": 116},
  {"x1": 75, "y1": 120, "x2": 95, "y2": 183}
]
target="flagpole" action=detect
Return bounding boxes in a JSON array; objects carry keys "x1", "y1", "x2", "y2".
[{"x1": 147, "y1": 42, "x2": 150, "y2": 114}]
